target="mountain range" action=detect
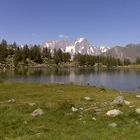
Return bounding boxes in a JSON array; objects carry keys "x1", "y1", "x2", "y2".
[
  {"x1": 41, "y1": 38, "x2": 140, "y2": 61},
  {"x1": 42, "y1": 38, "x2": 110, "y2": 56}
]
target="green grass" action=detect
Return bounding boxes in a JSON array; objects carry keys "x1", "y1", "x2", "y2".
[{"x1": 0, "y1": 82, "x2": 140, "y2": 140}]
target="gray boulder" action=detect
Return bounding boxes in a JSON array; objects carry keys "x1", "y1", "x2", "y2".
[
  {"x1": 106, "y1": 109, "x2": 123, "y2": 117},
  {"x1": 71, "y1": 107, "x2": 78, "y2": 112},
  {"x1": 84, "y1": 96, "x2": 92, "y2": 101},
  {"x1": 136, "y1": 108, "x2": 140, "y2": 114},
  {"x1": 112, "y1": 96, "x2": 124, "y2": 105},
  {"x1": 109, "y1": 122, "x2": 117, "y2": 127},
  {"x1": 31, "y1": 108, "x2": 44, "y2": 117},
  {"x1": 8, "y1": 99, "x2": 16, "y2": 103},
  {"x1": 136, "y1": 95, "x2": 140, "y2": 98},
  {"x1": 92, "y1": 117, "x2": 96, "y2": 121},
  {"x1": 124, "y1": 100, "x2": 131, "y2": 106},
  {"x1": 28, "y1": 102, "x2": 36, "y2": 106}
]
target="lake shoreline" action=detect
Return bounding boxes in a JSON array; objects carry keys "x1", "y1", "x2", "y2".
[
  {"x1": 0, "y1": 66, "x2": 140, "y2": 93},
  {"x1": 1, "y1": 62, "x2": 140, "y2": 72}
]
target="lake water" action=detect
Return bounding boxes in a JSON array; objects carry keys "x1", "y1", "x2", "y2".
[{"x1": 0, "y1": 67, "x2": 140, "y2": 92}]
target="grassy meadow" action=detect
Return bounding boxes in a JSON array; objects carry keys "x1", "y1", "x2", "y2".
[{"x1": 0, "y1": 82, "x2": 140, "y2": 140}]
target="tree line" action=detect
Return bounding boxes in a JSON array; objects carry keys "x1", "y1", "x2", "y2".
[
  {"x1": 0, "y1": 39, "x2": 140, "y2": 67},
  {"x1": 74, "y1": 53, "x2": 132, "y2": 67},
  {"x1": 0, "y1": 40, "x2": 71, "y2": 66}
]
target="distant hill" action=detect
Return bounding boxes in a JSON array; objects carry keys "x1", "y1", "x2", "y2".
[{"x1": 104, "y1": 44, "x2": 140, "y2": 61}]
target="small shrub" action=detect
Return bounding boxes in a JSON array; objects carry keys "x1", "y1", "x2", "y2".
[
  {"x1": 58, "y1": 101, "x2": 74, "y2": 110},
  {"x1": 100, "y1": 86, "x2": 106, "y2": 92}
]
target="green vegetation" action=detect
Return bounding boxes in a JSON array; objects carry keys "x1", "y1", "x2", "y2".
[
  {"x1": 0, "y1": 39, "x2": 139, "y2": 70},
  {"x1": 136, "y1": 57, "x2": 140, "y2": 64},
  {"x1": 53, "y1": 48, "x2": 71, "y2": 64},
  {"x1": 0, "y1": 82, "x2": 140, "y2": 140},
  {"x1": 0, "y1": 40, "x2": 71, "y2": 68},
  {"x1": 0, "y1": 40, "x2": 8, "y2": 62},
  {"x1": 74, "y1": 53, "x2": 124, "y2": 67}
]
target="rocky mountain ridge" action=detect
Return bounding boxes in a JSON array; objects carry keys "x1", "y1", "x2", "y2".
[
  {"x1": 42, "y1": 38, "x2": 140, "y2": 61},
  {"x1": 42, "y1": 38, "x2": 110, "y2": 56}
]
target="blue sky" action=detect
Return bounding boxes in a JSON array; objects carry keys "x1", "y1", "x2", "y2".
[{"x1": 0, "y1": 0, "x2": 140, "y2": 47}]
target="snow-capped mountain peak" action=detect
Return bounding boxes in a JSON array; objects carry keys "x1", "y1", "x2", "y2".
[
  {"x1": 74, "y1": 37, "x2": 86, "y2": 45},
  {"x1": 41, "y1": 37, "x2": 110, "y2": 56}
]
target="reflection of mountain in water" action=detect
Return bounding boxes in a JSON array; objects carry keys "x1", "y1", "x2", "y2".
[{"x1": 0, "y1": 68, "x2": 140, "y2": 92}]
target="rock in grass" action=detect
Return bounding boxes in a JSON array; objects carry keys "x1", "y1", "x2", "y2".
[
  {"x1": 84, "y1": 107, "x2": 94, "y2": 112},
  {"x1": 100, "y1": 102, "x2": 108, "y2": 107},
  {"x1": 8, "y1": 99, "x2": 16, "y2": 103},
  {"x1": 84, "y1": 96, "x2": 92, "y2": 101},
  {"x1": 124, "y1": 100, "x2": 131, "y2": 106},
  {"x1": 92, "y1": 117, "x2": 96, "y2": 121},
  {"x1": 112, "y1": 96, "x2": 124, "y2": 105},
  {"x1": 56, "y1": 90, "x2": 64, "y2": 93},
  {"x1": 136, "y1": 108, "x2": 140, "y2": 114},
  {"x1": 78, "y1": 118, "x2": 82, "y2": 121},
  {"x1": 136, "y1": 95, "x2": 140, "y2": 98},
  {"x1": 71, "y1": 107, "x2": 78, "y2": 112},
  {"x1": 31, "y1": 108, "x2": 44, "y2": 117},
  {"x1": 106, "y1": 109, "x2": 123, "y2": 117},
  {"x1": 112, "y1": 96, "x2": 131, "y2": 106},
  {"x1": 79, "y1": 107, "x2": 84, "y2": 110},
  {"x1": 94, "y1": 108, "x2": 102, "y2": 112},
  {"x1": 28, "y1": 102, "x2": 36, "y2": 106},
  {"x1": 109, "y1": 123, "x2": 117, "y2": 127},
  {"x1": 129, "y1": 105, "x2": 135, "y2": 108},
  {"x1": 135, "y1": 121, "x2": 139, "y2": 125}
]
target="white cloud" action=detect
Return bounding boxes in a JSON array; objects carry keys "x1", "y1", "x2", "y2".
[{"x1": 59, "y1": 34, "x2": 69, "y2": 39}]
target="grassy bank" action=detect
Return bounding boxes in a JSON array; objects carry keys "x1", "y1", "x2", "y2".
[
  {"x1": 0, "y1": 82, "x2": 140, "y2": 140},
  {"x1": 119, "y1": 64, "x2": 140, "y2": 69}
]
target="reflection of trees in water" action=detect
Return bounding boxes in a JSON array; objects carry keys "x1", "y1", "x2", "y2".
[
  {"x1": 74, "y1": 67, "x2": 95, "y2": 75},
  {"x1": 1, "y1": 67, "x2": 140, "y2": 77},
  {"x1": 7, "y1": 67, "x2": 71, "y2": 77},
  {"x1": 135, "y1": 70, "x2": 140, "y2": 75},
  {"x1": 4, "y1": 67, "x2": 94, "y2": 76},
  {"x1": 0, "y1": 70, "x2": 16, "y2": 78},
  {"x1": 51, "y1": 67, "x2": 70, "y2": 76}
]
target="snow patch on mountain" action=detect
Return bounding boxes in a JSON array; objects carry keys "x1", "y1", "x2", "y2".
[
  {"x1": 75, "y1": 38, "x2": 85, "y2": 45},
  {"x1": 65, "y1": 45, "x2": 76, "y2": 55}
]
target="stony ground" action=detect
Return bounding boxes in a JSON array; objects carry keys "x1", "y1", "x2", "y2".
[{"x1": 0, "y1": 82, "x2": 140, "y2": 140}]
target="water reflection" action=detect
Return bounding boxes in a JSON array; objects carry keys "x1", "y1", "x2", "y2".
[{"x1": 0, "y1": 67, "x2": 140, "y2": 92}]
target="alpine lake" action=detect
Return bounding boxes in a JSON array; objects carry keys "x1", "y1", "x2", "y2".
[{"x1": 0, "y1": 67, "x2": 140, "y2": 92}]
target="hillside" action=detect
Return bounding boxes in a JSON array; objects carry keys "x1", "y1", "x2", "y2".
[{"x1": 104, "y1": 44, "x2": 140, "y2": 61}]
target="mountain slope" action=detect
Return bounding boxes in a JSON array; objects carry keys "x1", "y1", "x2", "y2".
[
  {"x1": 104, "y1": 44, "x2": 140, "y2": 61},
  {"x1": 42, "y1": 40, "x2": 72, "y2": 53}
]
